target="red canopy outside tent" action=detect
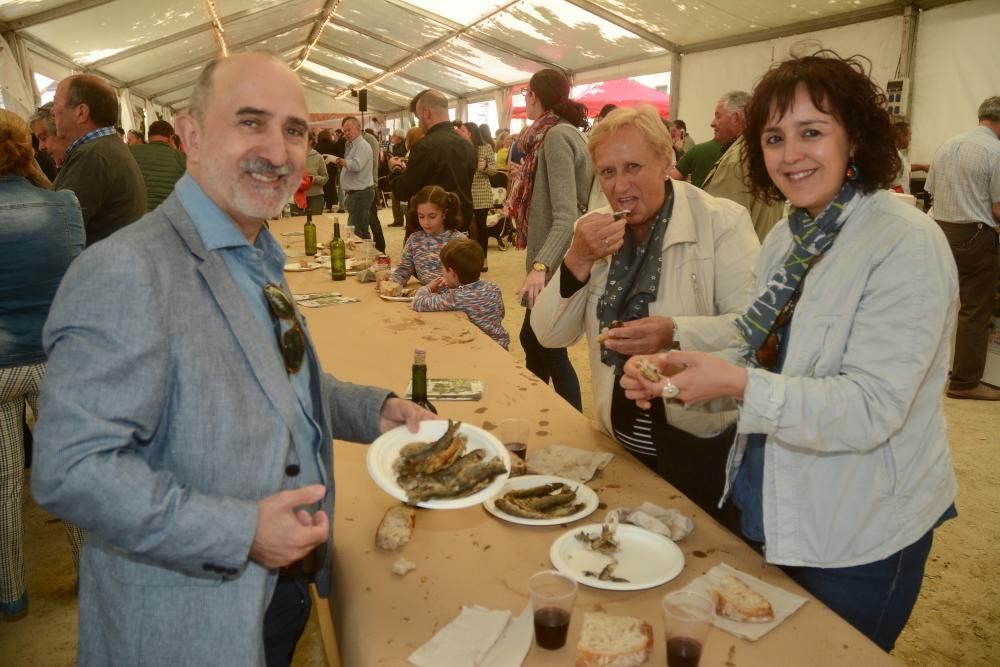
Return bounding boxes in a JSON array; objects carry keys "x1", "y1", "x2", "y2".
[{"x1": 511, "y1": 77, "x2": 670, "y2": 119}]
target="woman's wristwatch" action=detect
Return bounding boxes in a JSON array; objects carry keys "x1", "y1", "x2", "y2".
[{"x1": 531, "y1": 261, "x2": 549, "y2": 273}]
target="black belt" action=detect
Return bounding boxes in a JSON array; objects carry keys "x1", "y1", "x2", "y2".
[{"x1": 346, "y1": 186, "x2": 374, "y2": 194}]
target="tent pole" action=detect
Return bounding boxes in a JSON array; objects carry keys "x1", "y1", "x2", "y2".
[{"x1": 669, "y1": 52, "x2": 682, "y2": 122}]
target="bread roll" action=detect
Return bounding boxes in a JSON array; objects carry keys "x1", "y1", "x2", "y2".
[
  {"x1": 575, "y1": 612, "x2": 653, "y2": 667},
  {"x1": 375, "y1": 505, "x2": 414, "y2": 551},
  {"x1": 710, "y1": 574, "x2": 775, "y2": 623}
]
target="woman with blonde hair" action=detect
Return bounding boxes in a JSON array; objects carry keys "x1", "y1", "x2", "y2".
[
  {"x1": 532, "y1": 106, "x2": 759, "y2": 524},
  {"x1": 0, "y1": 109, "x2": 86, "y2": 618}
]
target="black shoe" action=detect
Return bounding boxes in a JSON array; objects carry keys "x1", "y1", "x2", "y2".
[{"x1": 388, "y1": 222, "x2": 404, "y2": 227}]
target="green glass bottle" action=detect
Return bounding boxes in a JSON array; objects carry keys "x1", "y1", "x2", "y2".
[
  {"x1": 331, "y1": 219, "x2": 347, "y2": 281},
  {"x1": 304, "y1": 211, "x2": 317, "y2": 256},
  {"x1": 411, "y1": 348, "x2": 437, "y2": 414}
]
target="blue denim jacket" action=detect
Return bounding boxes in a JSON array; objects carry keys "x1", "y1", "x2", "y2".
[{"x1": 0, "y1": 175, "x2": 85, "y2": 367}]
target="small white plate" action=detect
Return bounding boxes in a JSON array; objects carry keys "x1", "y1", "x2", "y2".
[
  {"x1": 367, "y1": 420, "x2": 511, "y2": 509},
  {"x1": 483, "y1": 475, "x2": 598, "y2": 526},
  {"x1": 379, "y1": 293, "x2": 415, "y2": 302},
  {"x1": 284, "y1": 262, "x2": 324, "y2": 272},
  {"x1": 549, "y1": 523, "x2": 685, "y2": 591}
]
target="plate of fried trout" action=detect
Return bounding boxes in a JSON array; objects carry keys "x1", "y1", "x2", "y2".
[
  {"x1": 483, "y1": 475, "x2": 599, "y2": 526},
  {"x1": 367, "y1": 419, "x2": 511, "y2": 509}
]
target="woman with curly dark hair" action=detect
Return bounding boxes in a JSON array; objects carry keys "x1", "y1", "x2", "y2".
[{"x1": 621, "y1": 52, "x2": 958, "y2": 651}]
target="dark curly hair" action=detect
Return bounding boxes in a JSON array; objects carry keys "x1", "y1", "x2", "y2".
[
  {"x1": 406, "y1": 185, "x2": 461, "y2": 234},
  {"x1": 742, "y1": 51, "x2": 900, "y2": 205}
]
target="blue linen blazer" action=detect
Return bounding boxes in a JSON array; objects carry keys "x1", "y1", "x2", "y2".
[{"x1": 32, "y1": 192, "x2": 390, "y2": 665}]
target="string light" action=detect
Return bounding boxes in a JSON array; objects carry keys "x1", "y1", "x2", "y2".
[
  {"x1": 293, "y1": 0, "x2": 344, "y2": 71},
  {"x1": 204, "y1": 0, "x2": 229, "y2": 57}
]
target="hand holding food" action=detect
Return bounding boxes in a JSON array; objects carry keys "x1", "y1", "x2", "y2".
[
  {"x1": 600, "y1": 316, "x2": 675, "y2": 356},
  {"x1": 564, "y1": 211, "x2": 627, "y2": 274}
]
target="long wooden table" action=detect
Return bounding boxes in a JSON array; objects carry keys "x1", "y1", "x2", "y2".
[{"x1": 277, "y1": 216, "x2": 898, "y2": 667}]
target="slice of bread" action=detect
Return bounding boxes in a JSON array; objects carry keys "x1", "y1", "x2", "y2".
[
  {"x1": 709, "y1": 574, "x2": 775, "y2": 623},
  {"x1": 575, "y1": 612, "x2": 653, "y2": 667},
  {"x1": 375, "y1": 505, "x2": 414, "y2": 551}
]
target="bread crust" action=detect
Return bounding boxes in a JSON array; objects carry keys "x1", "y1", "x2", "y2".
[
  {"x1": 375, "y1": 505, "x2": 415, "y2": 551},
  {"x1": 710, "y1": 574, "x2": 775, "y2": 623},
  {"x1": 575, "y1": 612, "x2": 654, "y2": 667}
]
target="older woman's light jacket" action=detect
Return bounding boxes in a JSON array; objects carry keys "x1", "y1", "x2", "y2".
[
  {"x1": 532, "y1": 180, "x2": 760, "y2": 438},
  {"x1": 727, "y1": 190, "x2": 959, "y2": 568}
]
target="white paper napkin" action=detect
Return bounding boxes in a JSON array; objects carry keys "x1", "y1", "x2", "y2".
[
  {"x1": 479, "y1": 606, "x2": 533, "y2": 667},
  {"x1": 408, "y1": 605, "x2": 530, "y2": 667},
  {"x1": 681, "y1": 563, "x2": 807, "y2": 641},
  {"x1": 526, "y1": 444, "x2": 613, "y2": 483},
  {"x1": 606, "y1": 501, "x2": 694, "y2": 541}
]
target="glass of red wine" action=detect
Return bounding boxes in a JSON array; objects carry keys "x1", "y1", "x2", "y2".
[
  {"x1": 661, "y1": 591, "x2": 714, "y2": 667},
  {"x1": 499, "y1": 417, "x2": 530, "y2": 461},
  {"x1": 528, "y1": 570, "x2": 578, "y2": 650}
]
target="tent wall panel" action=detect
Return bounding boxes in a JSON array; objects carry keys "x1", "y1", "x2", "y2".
[
  {"x1": 677, "y1": 15, "x2": 902, "y2": 146},
  {"x1": 910, "y1": 0, "x2": 1000, "y2": 166}
]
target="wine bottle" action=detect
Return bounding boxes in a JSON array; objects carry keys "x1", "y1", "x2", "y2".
[
  {"x1": 331, "y1": 219, "x2": 347, "y2": 281},
  {"x1": 304, "y1": 211, "x2": 317, "y2": 256},
  {"x1": 411, "y1": 348, "x2": 437, "y2": 414}
]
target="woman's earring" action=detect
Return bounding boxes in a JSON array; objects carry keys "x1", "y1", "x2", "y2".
[{"x1": 846, "y1": 161, "x2": 860, "y2": 181}]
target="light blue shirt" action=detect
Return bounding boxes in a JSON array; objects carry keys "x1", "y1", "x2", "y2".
[
  {"x1": 340, "y1": 135, "x2": 374, "y2": 191},
  {"x1": 174, "y1": 174, "x2": 324, "y2": 487}
]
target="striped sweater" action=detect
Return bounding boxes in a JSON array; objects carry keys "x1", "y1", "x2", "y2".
[
  {"x1": 412, "y1": 280, "x2": 509, "y2": 349},
  {"x1": 390, "y1": 229, "x2": 467, "y2": 285}
]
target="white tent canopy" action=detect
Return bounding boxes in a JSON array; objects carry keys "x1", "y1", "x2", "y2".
[{"x1": 1, "y1": 0, "x2": 997, "y2": 162}]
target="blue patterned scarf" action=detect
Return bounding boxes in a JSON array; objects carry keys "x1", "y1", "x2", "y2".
[
  {"x1": 598, "y1": 184, "x2": 673, "y2": 373},
  {"x1": 736, "y1": 182, "x2": 860, "y2": 365}
]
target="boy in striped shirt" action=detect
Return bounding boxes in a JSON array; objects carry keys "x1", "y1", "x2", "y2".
[{"x1": 413, "y1": 239, "x2": 510, "y2": 349}]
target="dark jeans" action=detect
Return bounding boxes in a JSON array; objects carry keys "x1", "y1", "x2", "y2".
[
  {"x1": 263, "y1": 570, "x2": 312, "y2": 667},
  {"x1": 345, "y1": 187, "x2": 374, "y2": 241},
  {"x1": 937, "y1": 221, "x2": 999, "y2": 389},
  {"x1": 391, "y1": 190, "x2": 404, "y2": 226},
  {"x1": 519, "y1": 309, "x2": 582, "y2": 411},
  {"x1": 368, "y1": 196, "x2": 386, "y2": 253},
  {"x1": 473, "y1": 208, "x2": 489, "y2": 259},
  {"x1": 783, "y1": 529, "x2": 935, "y2": 652}
]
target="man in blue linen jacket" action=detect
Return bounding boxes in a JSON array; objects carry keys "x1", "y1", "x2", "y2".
[{"x1": 32, "y1": 52, "x2": 432, "y2": 666}]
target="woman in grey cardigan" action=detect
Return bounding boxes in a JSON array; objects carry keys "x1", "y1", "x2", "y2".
[{"x1": 507, "y1": 68, "x2": 592, "y2": 410}]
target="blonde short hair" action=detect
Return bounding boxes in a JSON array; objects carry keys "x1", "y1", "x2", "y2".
[{"x1": 588, "y1": 106, "x2": 674, "y2": 169}]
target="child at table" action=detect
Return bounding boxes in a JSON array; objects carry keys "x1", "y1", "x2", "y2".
[
  {"x1": 389, "y1": 186, "x2": 467, "y2": 286},
  {"x1": 413, "y1": 239, "x2": 510, "y2": 349}
]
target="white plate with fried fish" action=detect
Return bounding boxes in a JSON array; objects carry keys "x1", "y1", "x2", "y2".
[
  {"x1": 550, "y1": 523, "x2": 684, "y2": 591},
  {"x1": 367, "y1": 420, "x2": 511, "y2": 509},
  {"x1": 483, "y1": 474, "x2": 599, "y2": 526}
]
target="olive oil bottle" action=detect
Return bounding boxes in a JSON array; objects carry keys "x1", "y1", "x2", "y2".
[
  {"x1": 330, "y1": 219, "x2": 346, "y2": 281},
  {"x1": 411, "y1": 348, "x2": 437, "y2": 414}
]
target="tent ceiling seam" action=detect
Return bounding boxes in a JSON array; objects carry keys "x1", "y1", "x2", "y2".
[{"x1": 4, "y1": 0, "x2": 117, "y2": 32}]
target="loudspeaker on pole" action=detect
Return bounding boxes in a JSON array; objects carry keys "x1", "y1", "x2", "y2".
[{"x1": 358, "y1": 89, "x2": 367, "y2": 112}]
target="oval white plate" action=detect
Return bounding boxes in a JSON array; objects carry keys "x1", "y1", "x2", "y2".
[
  {"x1": 483, "y1": 474, "x2": 598, "y2": 526},
  {"x1": 549, "y1": 523, "x2": 685, "y2": 591},
  {"x1": 367, "y1": 420, "x2": 511, "y2": 509},
  {"x1": 284, "y1": 261, "x2": 324, "y2": 272},
  {"x1": 378, "y1": 293, "x2": 415, "y2": 302}
]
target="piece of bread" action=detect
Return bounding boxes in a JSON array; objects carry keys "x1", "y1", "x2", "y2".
[
  {"x1": 391, "y1": 557, "x2": 416, "y2": 576},
  {"x1": 710, "y1": 574, "x2": 775, "y2": 623},
  {"x1": 379, "y1": 281, "x2": 403, "y2": 297},
  {"x1": 575, "y1": 612, "x2": 653, "y2": 667},
  {"x1": 636, "y1": 358, "x2": 660, "y2": 382},
  {"x1": 375, "y1": 505, "x2": 414, "y2": 551}
]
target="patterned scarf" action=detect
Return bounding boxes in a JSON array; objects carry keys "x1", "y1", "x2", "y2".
[
  {"x1": 505, "y1": 111, "x2": 561, "y2": 249},
  {"x1": 597, "y1": 185, "x2": 674, "y2": 373},
  {"x1": 736, "y1": 182, "x2": 861, "y2": 365}
]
